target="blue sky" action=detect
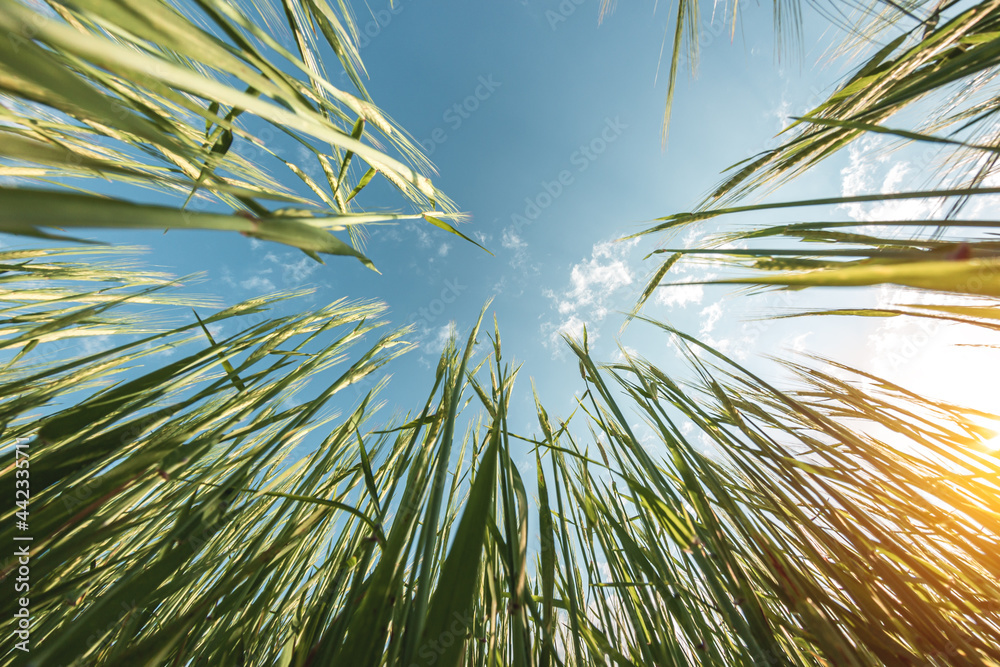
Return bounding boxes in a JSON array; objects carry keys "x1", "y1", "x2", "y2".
[
  {"x1": 249, "y1": 0, "x2": 857, "y2": 427},
  {"x1": 16, "y1": 0, "x2": 998, "y2": 441}
]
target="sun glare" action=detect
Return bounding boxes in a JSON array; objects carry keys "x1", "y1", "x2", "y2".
[{"x1": 869, "y1": 314, "x2": 1000, "y2": 417}]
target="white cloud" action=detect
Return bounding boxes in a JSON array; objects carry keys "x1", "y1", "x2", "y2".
[
  {"x1": 840, "y1": 136, "x2": 945, "y2": 223},
  {"x1": 655, "y1": 278, "x2": 705, "y2": 308},
  {"x1": 770, "y1": 95, "x2": 793, "y2": 132},
  {"x1": 954, "y1": 170, "x2": 1000, "y2": 219},
  {"x1": 502, "y1": 229, "x2": 530, "y2": 269},
  {"x1": 697, "y1": 334, "x2": 736, "y2": 358},
  {"x1": 423, "y1": 322, "x2": 457, "y2": 354},
  {"x1": 240, "y1": 275, "x2": 276, "y2": 292},
  {"x1": 610, "y1": 345, "x2": 638, "y2": 363},
  {"x1": 541, "y1": 238, "x2": 641, "y2": 352},
  {"x1": 784, "y1": 332, "x2": 813, "y2": 356},
  {"x1": 489, "y1": 275, "x2": 508, "y2": 297},
  {"x1": 437, "y1": 242, "x2": 451, "y2": 257},
  {"x1": 566, "y1": 255, "x2": 632, "y2": 307},
  {"x1": 883, "y1": 161, "x2": 910, "y2": 192},
  {"x1": 378, "y1": 226, "x2": 404, "y2": 243},
  {"x1": 680, "y1": 226, "x2": 713, "y2": 248},
  {"x1": 541, "y1": 314, "x2": 589, "y2": 351},
  {"x1": 80, "y1": 335, "x2": 113, "y2": 356},
  {"x1": 502, "y1": 229, "x2": 526, "y2": 250},
  {"x1": 144, "y1": 340, "x2": 177, "y2": 359},
  {"x1": 415, "y1": 227, "x2": 432, "y2": 248},
  {"x1": 699, "y1": 302, "x2": 724, "y2": 336},
  {"x1": 283, "y1": 256, "x2": 319, "y2": 285},
  {"x1": 556, "y1": 314, "x2": 585, "y2": 340},
  {"x1": 474, "y1": 230, "x2": 492, "y2": 246}
]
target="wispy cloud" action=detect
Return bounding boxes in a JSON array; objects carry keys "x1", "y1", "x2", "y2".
[
  {"x1": 240, "y1": 275, "x2": 276, "y2": 292},
  {"x1": 549, "y1": 314, "x2": 585, "y2": 345},
  {"x1": 655, "y1": 277, "x2": 705, "y2": 308},
  {"x1": 502, "y1": 228, "x2": 529, "y2": 268},
  {"x1": 423, "y1": 322, "x2": 457, "y2": 355},
  {"x1": 502, "y1": 229, "x2": 526, "y2": 250},
  {"x1": 283, "y1": 256, "x2": 319, "y2": 285},
  {"x1": 415, "y1": 226, "x2": 432, "y2": 249},
  {"x1": 80, "y1": 335, "x2": 113, "y2": 357},
  {"x1": 840, "y1": 136, "x2": 945, "y2": 223},
  {"x1": 699, "y1": 302, "x2": 723, "y2": 336},
  {"x1": 542, "y1": 238, "x2": 640, "y2": 352},
  {"x1": 610, "y1": 345, "x2": 638, "y2": 363}
]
